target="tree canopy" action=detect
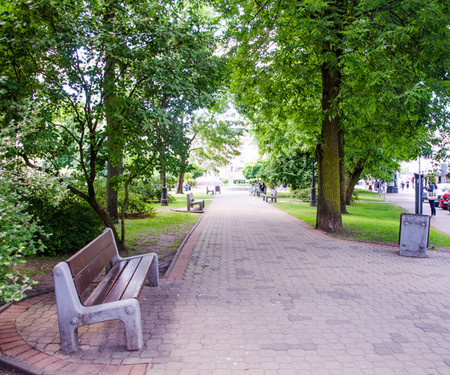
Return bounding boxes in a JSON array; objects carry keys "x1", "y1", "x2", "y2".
[{"x1": 217, "y1": 0, "x2": 450, "y2": 232}]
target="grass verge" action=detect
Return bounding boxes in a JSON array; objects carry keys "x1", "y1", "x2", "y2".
[{"x1": 275, "y1": 191, "x2": 450, "y2": 250}]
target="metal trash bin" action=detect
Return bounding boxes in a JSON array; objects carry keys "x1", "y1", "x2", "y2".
[{"x1": 398, "y1": 213, "x2": 430, "y2": 257}]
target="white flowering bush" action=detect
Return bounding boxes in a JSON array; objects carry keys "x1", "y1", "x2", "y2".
[{"x1": 0, "y1": 175, "x2": 48, "y2": 302}]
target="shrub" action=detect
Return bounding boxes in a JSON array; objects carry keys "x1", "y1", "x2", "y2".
[
  {"x1": 119, "y1": 191, "x2": 157, "y2": 217},
  {"x1": 351, "y1": 189, "x2": 359, "y2": 203},
  {"x1": 96, "y1": 177, "x2": 174, "y2": 209},
  {"x1": 0, "y1": 168, "x2": 49, "y2": 302},
  {"x1": 0, "y1": 188, "x2": 45, "y2": 302},
  {"x1": 132, "y1": 179, "x2": 164, "y2": 202},
  {"x1": 26, "y1": 194, "x2": 105, "y2": 256},
  {"x1": 292, "y1": 188, "x2": 311, "y2": 201}
]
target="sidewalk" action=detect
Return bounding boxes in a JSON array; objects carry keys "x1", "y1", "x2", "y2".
[{"x1": 2, "y1": 191, "x2": 450, "y2": 374}]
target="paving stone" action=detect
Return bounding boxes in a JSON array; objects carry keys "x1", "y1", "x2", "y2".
[{"x1": 2, "y1": 191, "x2": 450, "y2": 374}]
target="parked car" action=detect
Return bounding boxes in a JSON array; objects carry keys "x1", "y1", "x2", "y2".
[
  {"x1": 435, "y1": 184, "x2": 450, "y2": 208},
  {"x1": 439, "y1": 189, "x2": 450, "y2": 210}
]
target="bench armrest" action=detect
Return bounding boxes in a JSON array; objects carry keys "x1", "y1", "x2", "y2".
[{"x1": 114, "y1": 252, "x2": 159, "y2": 287}]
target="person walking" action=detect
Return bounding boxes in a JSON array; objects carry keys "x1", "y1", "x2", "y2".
[{"x1": 427, "y1": 181, "x2": 437, "y2": 216}]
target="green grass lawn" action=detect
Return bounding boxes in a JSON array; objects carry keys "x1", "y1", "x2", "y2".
[
  {"x1": 123, "y1": 192, "x2": 211, "y2": 246},
  {"x1": 354, "y1": 189, "x2": 385, "y2": 202},
  {"x1": 275, "y1": 191, "x2": 450, "y2": 250}
]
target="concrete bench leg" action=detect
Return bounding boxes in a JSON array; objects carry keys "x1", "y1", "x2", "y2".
[
  {"x1": 54, "y1": 262, "x2": 82, "y2": 354},
  {"x1": 81, "y1": 300, "x2": 144, "y2": 351},
  {"x1": 123, "y1": 303, "x2": 143, "y2": 351},
  {"x1": 59, "y1": 321, "x2": 80, "y2": 354}
]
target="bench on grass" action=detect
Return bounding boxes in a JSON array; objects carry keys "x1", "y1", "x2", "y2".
[
  {"x1": 187, "y1": 192, "x2": 205, "y2": 211},
  {"x1": 262, "y1": 189, "x2": 277, "y2": 202},
  {"x1": 206, "y1": 186, "x2": 215, "y2": 195},
  {"x1": 53, "y1": 228, "x2": 159, "y2": 354}
]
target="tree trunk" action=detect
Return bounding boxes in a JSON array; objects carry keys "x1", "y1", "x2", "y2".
[
  {"x1": 106, "y1": 157, "x2": 121, "y2": 221},
  {"x1": 346, "y1": 163, "x2": 364, "y2": 205},
  {"x1": 86, "y1": 194, "x2": 122, "y2": 250},
  {"x1": 316, "y1": 59, "x2": 343, "y2": 234},
  {"x1": 176, "y1": 157, "x2": 187, "y2": 194},
  {"x1": 120, "y1": 175, "x2": 135, "y2": 251},
  {"x1": 176, "y1": 168, "x2": 185, "y2": 194},
  {"x1": 104, "y1": 5, "x2": 122, "y2": 222},
  {"x1": 339, "y1": 126, "x2": 348, "y2": 214}
]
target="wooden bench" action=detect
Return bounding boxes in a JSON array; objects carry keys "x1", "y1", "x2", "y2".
[
  {"x1": 262, "y1": 189, "x2": 277, "y2": 202},
  {"x1": 187, "y1": 192, "x2": 205, "y2": 211},
  {"x1": 53, "y1": 228, "x2": 159, "y2": 354},
  {"x1": 206, "y1": 186, "x2": 215, "y2": 195}
]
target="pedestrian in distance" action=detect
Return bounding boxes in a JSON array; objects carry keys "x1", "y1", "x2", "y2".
[{"x1": 427, "y1": 181, "x2": 437, "y2": 216}]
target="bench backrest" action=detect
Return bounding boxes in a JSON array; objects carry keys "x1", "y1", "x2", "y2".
[
  {"x1": 273, "y1": 190, "x2": 277, "y2": 197},
  {"x1": 66, "y1": 228, "x2": 117, "y2": 298},
  {"x1": 187, "y1": 192, "x2": 194, "y2": 206}
]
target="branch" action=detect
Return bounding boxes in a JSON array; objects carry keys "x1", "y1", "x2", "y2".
[{"x1": 17, "y1": 151, "x2": 90, "y2": 201}]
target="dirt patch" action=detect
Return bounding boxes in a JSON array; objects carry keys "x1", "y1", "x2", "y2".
[{"x1": 125, "y1": 224, "x2": 194, "y2": 276}]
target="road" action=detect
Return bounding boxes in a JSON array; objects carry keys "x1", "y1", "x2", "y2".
[{"x1": 385, "y1": 188, "x2": 450, "y2": 236}]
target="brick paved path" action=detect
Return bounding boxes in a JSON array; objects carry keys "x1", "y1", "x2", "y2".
[{"x1": 2, "y1": 191, "x2": 450, "y2": 375}]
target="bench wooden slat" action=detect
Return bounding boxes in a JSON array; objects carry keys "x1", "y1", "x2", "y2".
[
  {"x1": 71, "y1": 242, "x2": 117, "y2": 296},
  {"x1": 121, "y1": 256, "x2": 154, "y2": 300},
  {"x1": 83, "y1": 261, "x2": 127, "y2": 307},
  {"x1": 103, "y1": 258, "x2": 141, "y2": 303},
  {"x1": 67, "y1": 230, "x2": 115, "y2": 276}
]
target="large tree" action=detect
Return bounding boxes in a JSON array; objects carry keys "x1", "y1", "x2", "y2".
[
  {"x1": 1, "y1": 0, "x2": 224, "y2": 244},
  {"x1": 218, "y1": 0, "x2": 449, "y2": 233}
]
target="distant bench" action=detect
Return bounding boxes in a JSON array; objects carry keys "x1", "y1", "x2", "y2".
[
  {"x1": 53, "y1": 228, "x2": 159, "y2": 354},
  {"x1": 262, "y1": 189, "x2": 277, "y2": 202},
  {"x1": 187, "y1": 192, "x2": 205, "y2": 211},
  {"x1": 206, "y1": 185, "x2": 221, "y2": 195}
]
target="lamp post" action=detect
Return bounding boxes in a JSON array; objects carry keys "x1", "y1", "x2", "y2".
[
  {"x1": 310, "y1": 157, "x2": 317, "y2": 207},
  {"x1": 414, "y1": 155, "x2": 423, "y2": 215},
  {"x1": 160, "y1": 166, "x2": 168, "y2": 206}
]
